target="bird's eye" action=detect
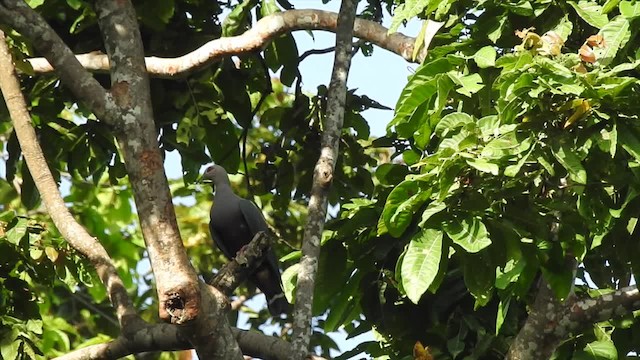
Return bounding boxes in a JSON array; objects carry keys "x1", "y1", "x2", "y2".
[{"x1": 205, "y1": 165, "x2": 215, "y2": 173}]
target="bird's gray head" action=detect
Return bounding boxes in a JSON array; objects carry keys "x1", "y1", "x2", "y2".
[{"x1": 202, "y1": 164, "x2": 230, "y2": 186}]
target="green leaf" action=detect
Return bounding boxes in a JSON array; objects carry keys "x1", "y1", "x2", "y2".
[
  {"x1": 281, "y1": 263, "x2": 300, "y2": 304},
  {"x1": 602, "y1": 0, "x2": 621, "y2": 14},
  {"x1": 466, "y1": 159, "x2": 499, "y2": 175},
  {"x1": 496, "y1": 258, "x2": 527, "y2": 289},
  {"x1": 449, "y1": 73, "x2": 484, "y2": 97},
  {"x1": 496, "y1": 297, "x2": 511, "y2": 334},
  {"x1": 381, "y1": 180, "x2": 430, "y2": 238},
  {"x1": 568, "y1": 1, "x2": 609, "y2": 29},
  {"x1": 487, "y1": 16, "x2": 506, "y2": 43},
  {"x1": 222, "y1": 0, "x2": 258, "y2": 36},
  {"x1": 552, "y1": 15, "x2": 574, "y2": 41},
  {"x1": 412, "y1": 20, "x2": 444, "y2": 61},
  {"x1": 137, "y1": 0, "x2": 176, "y2": 30},
  {"x1": 577, "y1": 340, "x2": 618, "y2": 359},
  {"x1": 596, "y1": 16, "x2": 631, "y2": 66},
  {"x1": 26, "y1": 0, "x2": 44, "y2": 7},
  {"x1": 617, "y1": 123, "x2": 640, "y2": 162},
  {"x1": 481, "y1": 132, "x2": 532, "y2": 159},
  {"x1": 504, "y1": 147, "x2": 533, "y2": 177},
  {"x1": 324, "y1": 271, "x2": 363, "y2": 332},
  {"x1": 474, "y1": 46, "x2": 497, "y2": 68},
  {"x1": 0, "y1": 337, "x2": 19, "y2": 360},
  {"x1": 389, "y1": 0, "x2": 434, "y2": 33},
  {"x1": 260, "y1": 0, "x2": 279, "y2": 15},
  {"x1": 609, "y1": 122, "x2": 617, "y2": 158},
  {"x1": 434, "y1": 112, "x2": 473, "y2": 137},
  {"x1": 620, "y1": 1, "x2": 640, "y2": 18},
  {"x1": 443, "y1": 216, "x2": 492, "y2": 253},
  {"x1": 537, "y1": 155, "x2": 555, "y2": 175},
  {"x1": 551, "y1": 142, "x2": 587, "y2": 184},
  {"x1": 6, "y1": 218, "x2": 28, "y2": 245},
  {"x1": 542, "y1": 267, "x2": 574, "y2": 301},
  {"x1": 463, "y1": 252, "x2": 494, "y2": 307},
  {"x1": 390, "y1": 78, "x2": 438, "y2": 137},
  {"x1": 419, "y1": 201, "x2": 447, "y2": 227},
  {"x1": 401, "y1": 228, "x2": 443, "y2": 304}
]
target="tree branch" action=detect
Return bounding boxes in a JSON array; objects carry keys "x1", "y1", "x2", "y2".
[
  {"x1": 290, "y1": 1, "x2": 357, "y2": 358},
  {"x1": 506, "y1": 281, "x2": 563, "y2": 360},
  {"x1": 569, "y1": 285, "x2": 640, "y2": 326},
  {"x1": 53, "y1": 321, "x2": 318, "y2": 360},
  {"x1": 506, "y1": 281, "x2": 640, "y2": 359},
  {"x1": 24, "y1": 9, "x2": 424, "y2": 79},
  {"x1": 0, "y1": 30, "x2": 138, "y2": 329},
  {"x1": 91, "y1": 0, "x2": 202, "y2": 326},
  {"x1": 208, "y1": 231, "x2": 274, "y2": 296}
]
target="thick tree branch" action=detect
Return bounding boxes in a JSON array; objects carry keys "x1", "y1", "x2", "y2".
[
  {"x1": 0, "y1": 30, "x2": 138, "y2": 329},
  {"x1": 180, "y1": 283, "x2": 243, "y2": 359},
  {"x1": 290, "y1": 1, "x2": 357, "y2": 358},
  {"x1": 92, "y1": 0, "x2": 202, "y2": 326},
  {"x1": 507, "y1": 281, "x2": 563, "y2": 360},
  {"x1": 507, "y1": 280, "x2": 640, "y2": 360},
  {"x1": 53, "y1": 320, "x2": 314, "y2": 360},
  {"x1": 24, "y1": 9, "x2": 424, "y2": 79},
  {"x1": 569, "y1": 285, "x2": 640, "y2": 326},
  {"x1": 0, "y1": 0, "x2": 115, "y2": 123}
]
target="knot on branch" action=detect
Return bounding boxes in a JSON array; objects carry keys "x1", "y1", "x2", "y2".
[
  {"x1": 315, "y1": 161, "x2": 334, "y2": 188},
  {"x1": 160, "y1": 283, "x2": 200, "y2": 324}
]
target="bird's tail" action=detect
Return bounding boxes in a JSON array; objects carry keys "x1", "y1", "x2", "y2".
[{"x1": 267, "y1": 292, "x2": 292, "y2": 316}]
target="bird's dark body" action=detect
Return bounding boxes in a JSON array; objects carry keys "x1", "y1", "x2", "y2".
[
  {"x1": 209, "y1": 194, "x2": 255, "y2": 258},
  {"x1": 204, "y1": 165, "x2": 290, "y2": 316}
]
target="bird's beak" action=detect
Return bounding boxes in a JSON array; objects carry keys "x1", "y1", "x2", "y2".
[{"x1": 200, "y1": 173, "x2": 214, "y2": 184}]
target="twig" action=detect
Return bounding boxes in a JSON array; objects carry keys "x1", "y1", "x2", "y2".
[{"x1": 290, "y1": 0, "x2": 358, "y2": 358}]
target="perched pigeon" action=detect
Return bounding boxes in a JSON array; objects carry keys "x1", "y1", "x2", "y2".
[{"x1": 203, "y1": 164, "x2": 290, "y2": 316}]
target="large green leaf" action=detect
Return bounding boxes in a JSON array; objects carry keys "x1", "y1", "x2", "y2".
[
  {"x1": 568, "y1": 1, "x2": 609, "y2": 28},
  {"x1": 620, "y1": 1, "x2": 640, "y2": 18},
  {"x1": 434, "y1": 112, "x2": 474, "y2": 137},
  {"x1": 481, "y1": 131, "x2": 532, "y2": 159},
  {"x1": 474, "y1": 46, "x2": 497, "y2": 68},
  {"x1": 389, "y1": 0, "x2": 439, "y2": 33},
  {"x1": 443, "y1": 216, "x2": 492, "y2": 253},
  {"x1": 449, "y1": 73, "x2": 484, "y2": 97},
  {"x1": 618, "y1": 123, "x2": 640, "y2": 162},
  {"x1": 381, "y1": 179, "x2": 431, "y2": 237},
  {"x1": 551, "y1": 142, "x2": 587, "y2": 184},
  {"x1": 574, "y1": 340, "x2": 618, "y2": 359},
  {"x1": 6, "y1": 217, "x2": 28, "y2": 245},
  {"x1": 463, "y1": 252, "x2": 495, "y2": 307},
  {"x1": 401, "y1": 228, "x2": 443, "y2": 303},
  {"x1": 596, "y1": 16, "x2": 631, "y2": 66}
]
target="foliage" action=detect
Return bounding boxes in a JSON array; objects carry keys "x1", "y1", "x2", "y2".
[{"x1": 1, "y1": 0, "x2": 640, "y2": 359}]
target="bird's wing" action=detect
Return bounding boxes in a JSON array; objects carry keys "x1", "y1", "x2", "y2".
[
  {"x1": 238, "y1": 199, "x2": 269, "y2": 235},
  {"x1": 209, "y1": 221, "x2": 234, "y2": 259},
  {"x1": 238, "y1": 198, "x2": 281, "y2": 273}
]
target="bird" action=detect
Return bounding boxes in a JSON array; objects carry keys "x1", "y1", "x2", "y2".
[{"x1": 202, "y1": 164, "x2": 290, "y2": 316}]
